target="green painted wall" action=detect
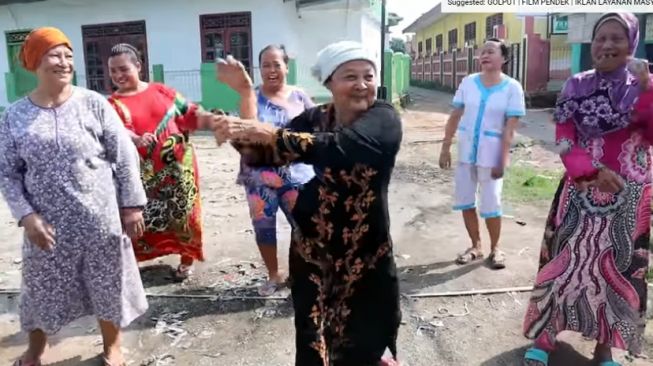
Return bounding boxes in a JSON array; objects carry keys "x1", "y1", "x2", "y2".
[
  {"x1": 200, "y1": 63, "x2": 240, "y2": 112},
  {"x1": 570, "y1": 43, "x2": 582, "y2": 75},
  {"x1": 198, "y1": 59, "x2": 298, "y2": 113}
]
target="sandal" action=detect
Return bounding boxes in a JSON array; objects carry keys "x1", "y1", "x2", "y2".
[
  {"x1": 258, "y1": 280, "x2": 281, "y2": 296},
  {"x1": 489, "y1": 249, "x2": 506, "y2": 270},
  {"x1": 174, "y1": 264, "x2": 193, "y2": 280},
  {"x1": 13, "y1": 359, "x2": 41, "y2": 366},
  {"x1": 598, "y1": 362, "x2": 621, "y2": 366},
  {"x1": 456, "y1": 247, "x2": 484, "y2": 265},
  {"x1": 523, "y1": 347, "x2": 548, "y2": 366}
]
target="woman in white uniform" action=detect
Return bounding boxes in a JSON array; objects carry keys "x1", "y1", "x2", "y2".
[{"x1": 439, "y1": 38, "x2": 526, "y2": 269}]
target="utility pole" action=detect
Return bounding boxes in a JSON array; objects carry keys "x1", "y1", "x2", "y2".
[{"x1": 377, "y1": 0, "x2": 387, "y2": 100}]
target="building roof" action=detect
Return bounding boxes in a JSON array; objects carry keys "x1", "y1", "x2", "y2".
[
  {"x1": 0, "y1": 0, "x2": 45, "y2": 5},
  {"x1": 402, "y1": 3, "x2": 442, "y2": 34}
]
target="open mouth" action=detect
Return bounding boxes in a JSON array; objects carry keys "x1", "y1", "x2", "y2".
[{"x1": 598, "y1": 53, "x2": 618, "y2": 61}]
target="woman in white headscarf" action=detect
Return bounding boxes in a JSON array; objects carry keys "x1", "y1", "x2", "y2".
[{"x1": 214, "y1": 41, "x2": 402, "y2": 366}]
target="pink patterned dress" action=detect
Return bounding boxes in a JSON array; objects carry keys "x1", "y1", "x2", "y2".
[{"x1": 523, "y1": 68, "x2": 652, "y2": 354}]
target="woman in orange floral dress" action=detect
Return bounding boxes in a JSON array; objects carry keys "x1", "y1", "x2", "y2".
[{"x1": 107, "y1": 43, "x2": 254, "y2": 279}]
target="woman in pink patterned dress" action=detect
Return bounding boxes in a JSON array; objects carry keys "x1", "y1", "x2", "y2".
[{"x1": 522, "y1": 13, "x2": 652, "y2": 366}]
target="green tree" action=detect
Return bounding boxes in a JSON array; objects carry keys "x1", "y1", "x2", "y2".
[{"x1": 390, "y1": 38, "x2": 406, "y2": 53}]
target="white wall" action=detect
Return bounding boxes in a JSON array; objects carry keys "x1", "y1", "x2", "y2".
[{"x1": 0, "y1": 0, "x2": 381, "y2": 105}]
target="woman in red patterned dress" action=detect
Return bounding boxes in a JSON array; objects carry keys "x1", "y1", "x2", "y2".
[{"x1": 107, "y1": 43, "x2": 254, "y2": 279}]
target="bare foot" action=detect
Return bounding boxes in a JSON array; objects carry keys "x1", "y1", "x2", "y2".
[{"x1": 379, "y1": 356, "x2": 400, "y2": 366}]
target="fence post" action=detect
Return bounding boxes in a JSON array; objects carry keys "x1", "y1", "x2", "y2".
[
  {"x1": 383, "y1": 49, "x2": 394, "y2": 102},
  {"x1": 439, "y1": 53, "x2": 444, "y2": 85},
  {"x1": 402, "y1": 54, "x2": 408, "y2": 94},
  {"x1": 452, "y1": 50, "x2": 457, "y2": 90},
  {"x1": 287, "y1": 58, "x2": 298, "y2": 85},
  {"x1": 468, "y1": 47, "x2": 473, "y2": 75},
  {"x1": 152, "y1": 64, "x2": 165, "y2": 83}
]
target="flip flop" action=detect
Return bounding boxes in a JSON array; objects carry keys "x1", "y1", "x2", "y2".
[
  {"x1": 13, "y1": 358, "x2": 41, "y2": 366},
  {"x1": 523, "y1": 347, "x2": 548, "y2": 366},
  {"x1": 456, "y1": 247, "x2": 484, "y2": 265},
  {"x1": 489, "y1": 249, "x2": 506, "y2": 270},
  {"x1": 258, "y1": 280, "x2": 282, "y2": 296},
  {"x1": 174, "y1": 264, "x2": 193, "y2": 280}
]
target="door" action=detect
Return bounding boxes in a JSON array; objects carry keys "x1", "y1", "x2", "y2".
[
  {"x1": 5, "y1": 30, "x2": 38, "y2": 101},
  {"x1": 82, "y1": 21, "x2": 149, "y2": 94},
  {"x1": 200, "y1": 12, "x2": 252, "y2": 74}
]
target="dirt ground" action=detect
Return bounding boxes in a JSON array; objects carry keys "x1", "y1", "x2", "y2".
[{"x1": 0, "y1": 87, "x2": 651, "y2": 366}]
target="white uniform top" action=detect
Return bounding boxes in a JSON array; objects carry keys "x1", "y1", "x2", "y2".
[{"x1": 452, "y1": 73, "x2": 526, "y2": 168}]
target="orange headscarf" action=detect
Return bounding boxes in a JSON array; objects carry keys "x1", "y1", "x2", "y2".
[{"x1": 19, "y1": 27, "x2": 72, "y2": 72}]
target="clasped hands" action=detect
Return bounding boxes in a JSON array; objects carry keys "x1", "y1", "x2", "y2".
[{"x1": 212, "y1": 115, "x2": 278, "y2": 147}]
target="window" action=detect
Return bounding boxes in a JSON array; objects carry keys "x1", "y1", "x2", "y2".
[
  {"x1": 486, "y1": 13, "x2": 503, "y2": 38},
  {"x1": 464, "y1": 22, "x2": 476, "y2": 46},
  {"x1": 418, "y1": 41, "x2": 423, "y2": 55},
  {"x1": 448, "y1": 29, "x2": 458, "y2": 52},
  {"x1": 435, "y1": 34, "x2": 443, "y2": 53},
  {"x1": 200, "y1": 12, "x2": 252, "y2": 74},
  {"x1": 425, "y1": 38, "x2": 432, "y2": 55},
  {"x1": 81, "y1": 20, "x2": 149, "y2": 94}
]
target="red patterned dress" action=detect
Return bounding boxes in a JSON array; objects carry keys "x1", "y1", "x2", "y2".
[{"x1": 109, "y1": 83, "x2": 203, "y2": 263}]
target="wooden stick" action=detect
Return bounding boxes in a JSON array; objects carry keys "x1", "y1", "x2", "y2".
[
  {"x1": 0, "y1": 289, "x2": 287, "y2": 301},
  {"x1": 405, "y1": 286, "x2": 535, "y2": 298},
  {"x1": 2, "y1": 283, "x2": 653, "y2": 300}
]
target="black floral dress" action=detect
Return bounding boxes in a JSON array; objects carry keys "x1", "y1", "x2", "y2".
[{"x1": 243, "y1": 101, "x2": 403, "y2": 366}]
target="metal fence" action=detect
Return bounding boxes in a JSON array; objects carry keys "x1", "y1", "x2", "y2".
[{"x1": 163, "y1": 70, "x2": 202, "y2": 102}]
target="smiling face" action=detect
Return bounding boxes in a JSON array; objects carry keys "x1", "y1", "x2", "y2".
[
  {"x1": 108, "y1": 53, "x2": 142, "y2": 92},
  {"x1": 479, "y1": 41, "x2": 506, "y2": 72},
  {"x1": 260, "y1": 48, "x2": 288, "y2": 89},
  {"x1": 592, "y1": 19, "x2": 630, "y2": 72},
  {"x1": 35, "y1": 44, "x2": 74, "y2": 87},
  {"x1": 326, "y1": 60, "x2": 376, "y2": 117}
]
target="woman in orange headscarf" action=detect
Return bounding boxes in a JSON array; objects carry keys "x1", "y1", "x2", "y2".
[{"x1": 0, "y1": 27, "x2": 148, "y2": 366}]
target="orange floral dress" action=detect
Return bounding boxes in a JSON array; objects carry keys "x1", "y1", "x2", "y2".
[{"x1": 109, "y1": 83, "x2": 203, "y2": 262}]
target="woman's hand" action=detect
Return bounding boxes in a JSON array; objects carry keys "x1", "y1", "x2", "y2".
[
  {"x1": 594, "y1": 167, "x2": 625, "y2": 193},
  {"x1": 120, "y1": 208, "x2": 145, "y2": 239},
  {"x1": 438, "y1": 146, "x2": 452, "y2": 170},
  {"x1": 213, "y1": 115, "x2": 277, "y2": 146},
  {"x1": 628, "y1": 58, "x2": 650, "y2": 91},
  {"x1": 491, "y1": 165, "x2": 505, "y2": 179},
  {"x1": 196, "y1": 110, "x2": 217, "y2": 130},
  {"x1": 133, "y1": 133, "x2": 157, "y2": 147},
  {"x1": 216, "y1": 55, "x2": 253, "y2": 94},
  {"x1": 577, "y1": 167, "x2": 624, "y2": 194},
  {"x1": 21, "y1": 213, "x2": 55, "y2": 251}
]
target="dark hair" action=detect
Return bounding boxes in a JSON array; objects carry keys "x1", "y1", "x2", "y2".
[
  {"x1": 486, "y1": 37, "x2": 510, "y2": 64},
  {"x1": 258, "y1": 44, "x2": 289, "y2": 65},
  {"x1": 110, "y1": 43, "x2": 141, "y2": 65}
]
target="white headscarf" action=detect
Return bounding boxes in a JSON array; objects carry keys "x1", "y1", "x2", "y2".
[{"x1": 310, "y1": 41, "x2": 377, "y2": 85}]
